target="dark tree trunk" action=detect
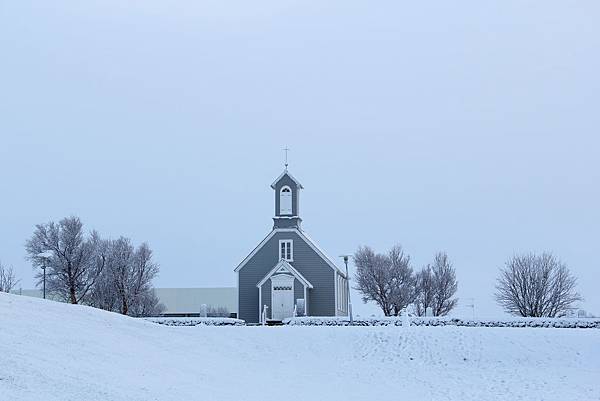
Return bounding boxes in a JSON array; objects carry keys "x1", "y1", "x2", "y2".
[
  {"x1": 69, "y1": 286, "x2": 77, "y2": 304},
  {"x1": 121, "y1": 296, "x2": 128, "y2": 315}
]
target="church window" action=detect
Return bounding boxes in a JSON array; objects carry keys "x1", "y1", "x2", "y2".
[
  {"x1": 279, "y1": 240, "x2": 293, "y2": 261},
  {"x1": 280, "y1": 186, "x2": 292, "y2": 215}
]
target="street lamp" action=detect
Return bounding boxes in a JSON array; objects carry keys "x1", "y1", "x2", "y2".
[
  {"x1": 37, "y1": 251, "x2": 52, "y2": 299},
  {"x1": 465, "y1": 298, "x2": 476, "y2": 320},
  {"x1": 41, "y1": 261, "x2": 46, "y2": 299},
  {"x1": 339, "y1": 255, "x2": 353, "y2": 325}
]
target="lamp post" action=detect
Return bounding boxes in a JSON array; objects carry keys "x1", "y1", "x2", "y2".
[
  {"x1": 465, "y1": 298, "x2": 475, "y2": 320},
  {"x1": 340, "y1": 255, "x2": 353, "y2": 325},
  {"x1": 37, "y1": 251, "x2": 52, "y2": 299},
  {"x1": 41, "y1": 261, "x2": 46, "y2": 299}
]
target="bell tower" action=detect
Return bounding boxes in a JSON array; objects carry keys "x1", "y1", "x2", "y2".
[{"x1": 271, "y1": 169, "x2": 303, "y2": 229}]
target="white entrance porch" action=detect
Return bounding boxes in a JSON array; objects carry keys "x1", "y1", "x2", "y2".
[{"x1": 257, "y1": 259, "x2": 313, "y2": 322}]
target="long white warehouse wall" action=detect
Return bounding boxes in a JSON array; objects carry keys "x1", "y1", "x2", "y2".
[
  {"x1": 154, "y1": 287, "x2": 237, "y2": 315},
  {"x1": 13, "y1": 287, "x2": 238, "y2": 315}
]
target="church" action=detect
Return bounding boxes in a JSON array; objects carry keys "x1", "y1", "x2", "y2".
[{"x1": 235, "y1": 168, "x2": 349, "y2": 323}]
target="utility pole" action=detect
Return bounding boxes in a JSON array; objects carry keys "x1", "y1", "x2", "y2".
[{"x1": 340, "y1": 255, "x2": 353, "y2": 325}]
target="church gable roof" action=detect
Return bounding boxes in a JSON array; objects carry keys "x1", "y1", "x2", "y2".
[
  {"x1": 296, "y1": 229, "x2": 345, "y2": 277},
  {"x1": 233, "y1": 228, "x2": 345, "y2": 277},
  {"x1": 256, "y1": 259, "x2": 313, "y2": 289},
  {"x1": 270, "y1": 170, "x2": 304, "y2": 189}
]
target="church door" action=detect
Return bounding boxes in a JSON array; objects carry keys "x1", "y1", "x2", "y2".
[{"x1": 271, "y1": 274, "x2": 295, "y2": 321}]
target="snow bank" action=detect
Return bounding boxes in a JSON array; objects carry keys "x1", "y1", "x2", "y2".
[
  {"x1": 285, "y1": 316, "x2": 600, "y2": 328},
  {"x1": 1, "y1": 292, "x2": 599, "y2": 401},
  {"x1": 145, "y1": 317, "x2": 244, "y2": 326}
]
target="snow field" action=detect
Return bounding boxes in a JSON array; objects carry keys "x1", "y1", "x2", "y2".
[{"x1": 1, "y1": 293, "x2": 599, "y2": 401}]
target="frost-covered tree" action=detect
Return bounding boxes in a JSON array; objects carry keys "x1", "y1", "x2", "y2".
[
  {"x1": 430, "y1": 252, "x2": 458, "y2": 316},
  {"x1": 25, "y1": 217, "x2": 106, "y2": 304},
  {"x1": 414, "y1": 253, "x2": 458, "y2": 317},
  {"x1": 206, "y1": 305, "x2": 230, "y2": 318},
  {"x1": 88, "y1": 267, "x2": 119, "y2": 312},
  {"x1": 388, "y1": 245, "x2": 416, "y2": 315},
  {"x1": 354, "y1": 246, "x2": 395, "y2": 316},
  {"x1": 414, "y1": 266, "x2": 434, "y2": 316},
  {"x1": 127, "y1": 242, "x2": 162, "y2": 316},
  {"x1": 356, "y1": 246, "x2": 456, "y2": 317},
  {"x1": 354, "y1": 245, "x2": 416, "y2": 316},
  {"x1": 89, "y1": 238, "x2": 162, "y2": 316},
  {"x1": 87, "y1": 238, "x2": 126, "y2": 312},
  {"x1": 128, "y1": 290, "x2": 165, "y2": 317},
  {"x1": 495, "y1": 253, "x2": 582, "y2": 317},
  {"x1": 108, "y1": 237, "x2": 137, "y2": 315},
  {"x1": 0, "y1": 261, "x2": 20, "y2": 293}
]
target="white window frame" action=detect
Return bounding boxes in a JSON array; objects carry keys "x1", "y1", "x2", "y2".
[
  {"x1": 279, "y1": 240, "x2": 293, "y2": 262},
  {"x1": 336, "y1": 275, "x2": 347, "y2": 313},
  {"x1": 279, "y1": 186, "x2": 293, "y2": 215}
]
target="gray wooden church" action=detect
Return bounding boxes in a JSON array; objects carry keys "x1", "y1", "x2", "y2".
[{"x1": 235, "y1": 169, "x2": 349, "y2": 323}]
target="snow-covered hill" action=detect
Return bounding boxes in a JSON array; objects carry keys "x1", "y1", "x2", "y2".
[{"x1": 1, "y1": 293, "x2": 598, "y2": 401}]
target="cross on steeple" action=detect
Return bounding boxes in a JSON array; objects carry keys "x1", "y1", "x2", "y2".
[{"x1": 283, "y1": 147, "x2": 290, "y2": 171}]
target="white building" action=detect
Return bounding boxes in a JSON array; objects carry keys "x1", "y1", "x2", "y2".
[{"x1": 13, "y1": 287, "x2": 237, "y2": 317}]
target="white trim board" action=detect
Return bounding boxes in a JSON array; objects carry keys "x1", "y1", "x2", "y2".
[
  {"x1": 234, "y1": 229, "x2": 274, "y2": 272},
  {"x1": 271, "y1": 170, "x2": 304, "y2": 189},
  {"x1": 298, "y1": 230, "x2": 346, "y2": 278},
  {"x1": 234, "y1": 228, "x2": 345, "y2": 277},
  {"x1": 258, "y1": 284, "x2": 263, "y2": 322},
  {"x1": 256, "y1": 259, "x2": 313, "y2": 289}
]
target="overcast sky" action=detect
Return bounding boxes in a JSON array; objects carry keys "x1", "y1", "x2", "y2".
[{"x1": 1, "y1": 1, "x2": 599, "y2": 317}]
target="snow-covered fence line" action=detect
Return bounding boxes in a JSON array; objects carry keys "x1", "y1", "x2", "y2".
[
  {"x1": 284, "y1": 316, "x2": 600, "y2": 328},
  {"x1": 144, "y1": 317, "x2": 245, "y2": 326}
]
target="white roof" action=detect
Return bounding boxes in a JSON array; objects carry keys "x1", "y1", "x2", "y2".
[
  {"x1": 270, "y1": 170, "x2": 304, "y2": 189},
  {"x1": 256, "y1": 259, "x2": 313, "y2": 289}
]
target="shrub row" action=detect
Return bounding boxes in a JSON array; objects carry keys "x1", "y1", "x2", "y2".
[
  {"x1": 284, "y1": 316, "x2": 600, "y2": 328},
  {"x1": 145, "y1": 316, "x2": 600, "y2": 328},
  {"x1": 145, "y1": 317, "x2": 245, "y2": 326}
]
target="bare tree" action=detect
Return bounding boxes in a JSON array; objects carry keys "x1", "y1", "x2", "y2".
[
  {"x1": 88, "y1": 268, "x2": 119, "y2": 312},
  {"x1": 0, "y1": 261, "x2": 20, "y2": 293},
  {"x1": 90, "y1": 238, "x2": 161, "y2": 316},
  {"x1": 388, "y1": 245, "x2": 416, "y2": 316},
  {"x1": 495, "y1": 253, "x2": 582, "y2": 317},
  {"x1": 87, "y1": 239, "x2": 119, "y2": 311},
  {"x1": 430, "y1": 252, "x2": 458, "y2": 316},
  {"x1": 206, "y1": 305, "x2": 230, "y2": 318},
  {"x1": 128, "y1": 242, "x2": 161, "y2": 316},
  {"x1": 354, "y1": 245, "x2": 417, "y2": 316},
  {"x1": 25, "y1": 217, "x2": 106, "y2": 304},
  {"x1": 128, "y1": 290, "x2": 165, "y2": 317},
  {"x1": 414, "y1": 266, "x2": 434, "y2": 316},
  {"x1": 354, "y1": 246, "x2": 395, "y2": 316},
  {"x1": 108, "y1": 237, "x2": 137, "y2": 315}
]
